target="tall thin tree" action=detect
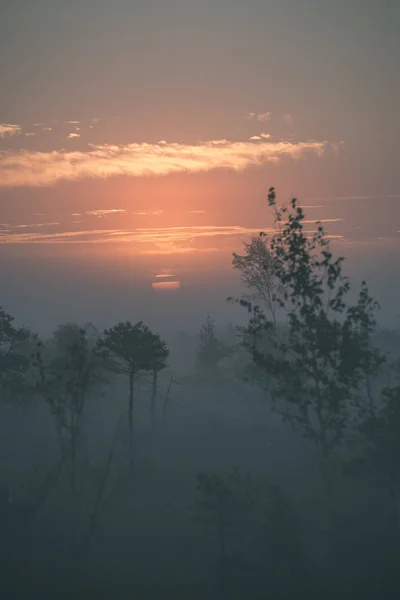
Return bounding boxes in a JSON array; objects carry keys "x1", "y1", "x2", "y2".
[{"x1": 99, "y1": 321, "x2": 167, "y2": 464}]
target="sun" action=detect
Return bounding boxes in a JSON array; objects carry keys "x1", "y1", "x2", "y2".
[{"x1": 152, "y1": 280, "x2": 181, "y2": 294}]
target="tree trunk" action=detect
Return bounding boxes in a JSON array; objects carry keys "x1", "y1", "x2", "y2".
[
  {"x1": 150, "y1": 369, "x2": 158, "y2": 432},
  {"x1": 128, "y1": 371, "x2": 134, "y2": 468},
  {"x1": 71, "y1": 442, "x2": 76, "y2": 495},
  {"x1": 162, "y1": 377, "x2": 173, "y2": 428},
  {"x1": 70, "y1": 412, "x2": 77, "y2": 495}
]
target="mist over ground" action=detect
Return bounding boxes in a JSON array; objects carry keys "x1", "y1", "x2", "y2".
[{"x1": 1, "y1": 194, "x2": 400, "y2": 599}]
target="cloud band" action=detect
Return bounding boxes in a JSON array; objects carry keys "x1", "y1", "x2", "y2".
[{"x1": 0, "y1": 138, "x2": 326, "y2": 188}]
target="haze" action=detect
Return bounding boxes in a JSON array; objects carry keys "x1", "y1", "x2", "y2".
[{"x1": 1, "y1": 1, "x2": 400, "y2": 598}]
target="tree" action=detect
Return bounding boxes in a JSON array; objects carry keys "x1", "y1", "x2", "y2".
[
  {"x1": 0, "y1": 484, "x2": 37, "y2": 585},
  {"x1": 233, "y1": 235, "x2": 283, "y2": 324},
  {"x1": 0, "y1": 306, "x2": 34, "y2": 401},
  {"x1": 35, "y1": 325, "x2": 103, "y2": 494},
  {"x1": 351, "y1": 359, "x2": 400, "y2": 533},
  {"x1": 190, "y1": 467, "x2": 260, "y2": 595},
  {"x1": 52, "y1": 321, "x2": 102, "y2": 356},
  {"x1": 99, "y1": 321, "x2": 168, "y2": 464},
  {"x1": 53, "y1": 322, "x2": 86, "y2": 354},
  {"x1": 196, "y1": 316, "x2": 230, "y2": 380},
  {"x1": 237, "y1": 188, "x2": 383, "y2": 495},
  {"x1": 161, "y1": 375, "x2": 181, "y2": 429},
  {"x1": 146, "y1": 332, "x2": 169, "y2": 432}
]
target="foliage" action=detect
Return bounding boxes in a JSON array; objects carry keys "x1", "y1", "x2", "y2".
[
  {"x1": 0, "y1": 306, "x2": 35, "y2": 399},
  {"x1": 34, "y1": 326, "x2": 103, "y2": 492},
  {"x1": 147, "y1": 331, "x2": 169, "y2": 373},
  {"x1": 147, "y1": 331, "x2": 169, "y2": 430},
  {"x1": 233, "y1": 235, "x2": 283, "y2": 324},
  {"x1": 98, "y1": 320, "x2": 169, "y2": 456},
  {"x1": 351, "y1": 360, "x2": 400, "y2": 524},
  {"x1": 160, "y1": 374, "x2": 181, "y2": 428},
  {"x1": 99, "y1": 321, "x2": 161, "y2": 376},
  {"x1": 191, "y1": 466, "x2": 262, "y2": 593},
  {"x1": 236, "y1": 188, "x2": 384, "y2": 462},
  {"x1": 196, "y1": 316, "x2": 231, "y2": 379}
]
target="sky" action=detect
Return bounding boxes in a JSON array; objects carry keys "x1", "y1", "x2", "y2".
[{"x1": 0, "y1": 0, "x2": 399, "y2": 336}]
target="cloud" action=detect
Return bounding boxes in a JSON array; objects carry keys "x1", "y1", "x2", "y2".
[
  {"x1": 302, "y1": 218, "x2": 343, "y2": 224},
  {"x1": 0, "y1": 222, "x2": 347, "y2": 253},
  {"x1": 0, "y1": 137, "x2": 327, "y2": 188},
  {"x1": 284, "y1": 113, "x2": 294, "y2": 125},
  {"x1": 308, "y1": 193, "x2": 400, "y2": 202},
  {"x1": 250, "y1": 133, "x2": 271, "y2": 141},
  {"x1": 246, "y1": 112, "x2": 271, "y2": 122},
  {"x1": 67, "y1": 133, "x2": 80, "y2": 139},
  {"x1": 24, "y1": 132, "x2": 36, "y2": 137},
  {"x1": 85, "y1": 209, "x2": 126, "y2": 217},
  {"x1": 142, "y1": 247, "x2": 221, "y2": 256},
  {"x1": 132, "y1": 210, "x2": 164, "y2": 216},
  {"x1": 0, "y1": 229, "x2": 122, "y2": 244},
  {"x1": 67, "y1": 121, "x2": 80, "y2": 125},
  {"x1": 13, "y1": 222, "x2": 60, "y2": 229},
  {"x1": 300, "y1": 205, "x2": 323, "y2": 209},
  {"x1": 0, "y1": 224, "x2": 277, "y2": 247},
  {"x1": 256, "y1": 112, "x2": 271, "y2": 122},
  {"x1": 0, "y1": 124, "x2": 21, "y2": 138}
]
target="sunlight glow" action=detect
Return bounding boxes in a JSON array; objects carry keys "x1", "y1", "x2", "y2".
[{"x1": 152, "y1": 280, "x2": 181, "y2": 293}]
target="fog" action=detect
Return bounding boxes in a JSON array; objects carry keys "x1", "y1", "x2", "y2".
[
  {"x1": 1, "y1": 204, "x2": 400, "y2": 600},
  {"x1": 1, "y1": 237, "x2": 399, "y2": 341}
]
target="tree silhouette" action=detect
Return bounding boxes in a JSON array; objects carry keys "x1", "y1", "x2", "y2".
[
  {"x1": 233, "y1": 235, "x2": 283, "y2": 325},
  {"x1": 146, "y1": 331, "x2": 169, "y2": 431},
  {"x1": 0, "y1": 306, "x2": 34, "y2": 401},
  {"x1": 353, "y1": 358, "x2": 400, "y2": 533},
  {"x1": 99, "y1": 321, "x2": 168, "y2": 464},
  {"x1": 196, "y1": 316, "x2": 230, "y2": 380},
  {"x1": 237, "y1": 188, "x2": 383, "y2": 496},
  {"x1": 35, "y1": 325, "x2": 102, "y2": 494},
  {"x1": 161, "y1": 375, "x2": 180, "y2": 429},
  {"x1": 53, "y1": 322, "x2": 86, "y2": 354},
  {"x1": 190, "y1": 467, "x2": 260, "y2": 595}
]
